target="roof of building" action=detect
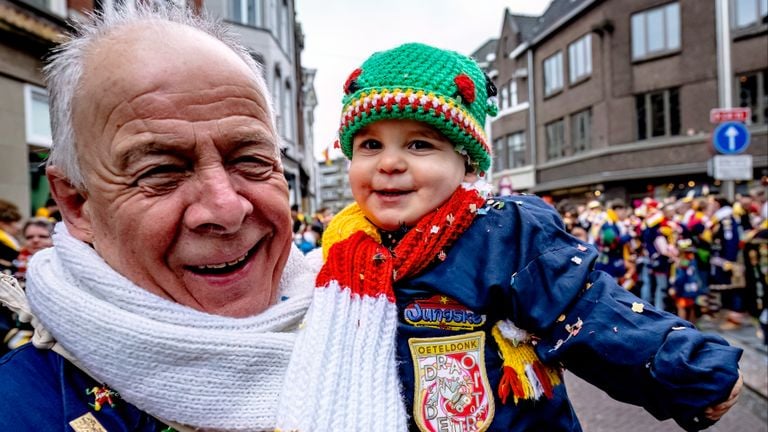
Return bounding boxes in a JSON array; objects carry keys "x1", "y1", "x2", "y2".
[
  {"x1": 507, "y1": 12, "x2": 540, "y2": 41},
  {"x1": 529, "y1": 0, "x2": 594, "y2": 44},
  {"x1": 470, "y1": 38, "x2": 498, "y2": 66}
]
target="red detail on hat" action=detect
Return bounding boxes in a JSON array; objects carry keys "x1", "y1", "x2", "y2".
[
  {"x1": 343, "y1": 68, "x2": 362, "y2": 95},
  {"x1": 454, "y1": 74, "x2": 476, "y2": 103}
]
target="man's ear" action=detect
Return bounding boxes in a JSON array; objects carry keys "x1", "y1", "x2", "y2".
[{"x1": 46, "y1": 165, "x2": 93, "y2": 243}]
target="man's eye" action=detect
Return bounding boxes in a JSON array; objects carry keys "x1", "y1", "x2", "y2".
[
  {"x1": 230, "y1": 156, "x2": 273, "y2": 179},
  {"x1": 138, "y1": 164, "x2": 186, "y2": 180}
]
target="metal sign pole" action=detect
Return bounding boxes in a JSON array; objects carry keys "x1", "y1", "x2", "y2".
[{"x1": 715, "y1": 0, "x2": 735, "y2": 201}]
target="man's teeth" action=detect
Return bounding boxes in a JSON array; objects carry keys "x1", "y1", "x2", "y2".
[{"x1": 196, "y1": 252, "x2": 249, "y2": 270}]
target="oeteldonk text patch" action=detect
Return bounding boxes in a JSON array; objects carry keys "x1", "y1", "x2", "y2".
[{"x1": 409, "y1": 331, "x2": 494, "y2": 432}]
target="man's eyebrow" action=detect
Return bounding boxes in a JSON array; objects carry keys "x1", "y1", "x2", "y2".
[
  {"x1": 116, "y1": 141, "x2": 191, "y2": 171},
  {"x1": 224, "y1": 129, "x2": 278, "y2": 153}
]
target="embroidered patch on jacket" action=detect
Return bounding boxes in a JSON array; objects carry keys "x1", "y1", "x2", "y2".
[
  {"x1": 409, "y1": 331, "x2": 495, "y2": 432},
  {"x1": 69, "y1": 412, "x2": 107, "y2": 432},
  {"x1": 404, "y1": 295, "x2": 486, "y2": 330}
]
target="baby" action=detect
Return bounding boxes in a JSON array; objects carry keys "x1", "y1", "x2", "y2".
[{"x1": 278, "y1": 43, "x2": 742, "y2": 432}]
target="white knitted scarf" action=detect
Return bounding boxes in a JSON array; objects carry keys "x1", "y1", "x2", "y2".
[{"x1": 23, "y1": 224, "x2": 315, "y2": 431}]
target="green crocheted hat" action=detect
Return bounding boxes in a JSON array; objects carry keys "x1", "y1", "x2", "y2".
[{"x1": 338, "y1": 43, "x2": 498, "y2": 172}]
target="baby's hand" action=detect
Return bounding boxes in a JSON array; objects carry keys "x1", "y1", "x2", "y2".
[{"x1": 704, "y1": 372, "x2": 742, "y2": 421}]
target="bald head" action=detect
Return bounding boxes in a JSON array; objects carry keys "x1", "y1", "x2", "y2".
[
  {"x1": 44, "y1": 4, "x2": 276, "y2": 189},
  {"x1": 72, "y1": 21, "x2": 276, "y2": 181}
]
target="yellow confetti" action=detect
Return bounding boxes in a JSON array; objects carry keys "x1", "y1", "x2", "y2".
[
  {"x1": 557, "y1": 314, "x2": 566, "y2": 322},
  {"x1": 631, "y1": 302, "x2": 644, "y2": 313}
]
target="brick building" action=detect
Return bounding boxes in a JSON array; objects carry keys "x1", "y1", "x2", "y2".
[
  {"x1": 0, "y1": 0, "x2": 316, "y2": 215},
  {"x1": 488, "y1": 0, "x2": 767, "y2": 204}
]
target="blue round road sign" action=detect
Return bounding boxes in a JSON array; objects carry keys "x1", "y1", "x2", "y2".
[{"x1": 713, "y1": 121, "x2": 750, "y2": 154}]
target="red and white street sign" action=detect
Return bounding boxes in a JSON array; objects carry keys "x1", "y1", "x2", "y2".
[{"x1": 710, "y1": 107, "x2": 751, "y2": 123}]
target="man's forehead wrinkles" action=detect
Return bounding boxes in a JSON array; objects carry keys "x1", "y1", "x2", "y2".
[{"x1": 100, "y1": 85, "x2": 164, "y2": 137}]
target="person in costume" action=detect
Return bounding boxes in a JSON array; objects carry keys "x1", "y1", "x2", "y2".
[
  {"x1": 706, "y1": 196, "x2": 746, "y2": 330},
  {"x1": 278, "y1": 43, "x2": 743, "y2": 432},
  {"x1": 640, "y1": 199, "x2": 677, "y2": 312},
  {"x1": 0, "y1": 5, "x2": 323, "y2": 431},
  {"x1": 0, "y1": 199, "x2": 22, "y2": 277},
  {"x1": 669, "y1": 239, "x2": 706, "y2": 323},
  {"x1": 0, "y1": 199, "x2": 23, "y2": 356},
  {"x1": 13, "y1": 217, "x2": 55, "y2": 284},
  {"x1": 1, "y1": 217, "x2": 54, "y2": 354},
  {"x1": 593, "y1": 199, "x2": 634, "y2": 289}
]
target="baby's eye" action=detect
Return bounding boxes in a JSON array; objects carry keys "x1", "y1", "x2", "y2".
[
  {"x1": 408, "y1": 140, "x2": 434, "y2": 150},
  {"x1": 358, "y1": 139, "x2": 382, "y2": 150}
]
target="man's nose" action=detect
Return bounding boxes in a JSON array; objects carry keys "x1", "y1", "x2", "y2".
[{"x1": 185, "y1": 167, "x2": 253, "y2": 235}]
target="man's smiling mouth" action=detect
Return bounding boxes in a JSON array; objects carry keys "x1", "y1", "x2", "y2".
[{"x1": 187, "y1": 244, "x2": 258, "y2": 275}]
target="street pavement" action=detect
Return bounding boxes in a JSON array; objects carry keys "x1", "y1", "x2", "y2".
[{"x1": 567, "y1": 315, "x2": 768, "y2": 432}]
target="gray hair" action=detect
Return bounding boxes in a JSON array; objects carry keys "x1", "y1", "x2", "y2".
[{"x1": 44, "y1": 3, "x2": 276, "y2": 189}]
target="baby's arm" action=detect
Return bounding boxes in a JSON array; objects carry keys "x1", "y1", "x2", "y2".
[
  {"x1": 530, "y1": 270, "x2": 742, "y2": 431},
  {"x1": 500, "y1": 196, "x2": 742, "y2": 431}
]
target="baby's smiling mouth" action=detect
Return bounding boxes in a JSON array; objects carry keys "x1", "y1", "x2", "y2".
[{"x1": 375, "y1": 189, "x2": 413, "y2": 196}]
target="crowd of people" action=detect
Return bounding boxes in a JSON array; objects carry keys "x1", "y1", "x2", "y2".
[
  {"x1": 553, "y1": 188, "x2": 768, "y2": 343},
  {"x1": 0, "y1": 199, "x2": 57, "y2": 354},
  {"x1": 291, "y1": 204, "x2": 333, "y2": 254}
]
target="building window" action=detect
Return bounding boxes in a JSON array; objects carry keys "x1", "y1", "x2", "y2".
[
  {"x1": 738, "y1": 70, "x2": 768, "y2": 124},
  {"x1": 568, "y1": 34, "x2": 592, "y2": 83},
  {"x1": 24, "y1": 85, "x2": 52, "y2": 147},
  {"x1": 510, "y1": 80, "x2": 518, "y2": 106},
  {"x1": 506, "y1": 132, "x2": 526, "y2": 168},
  {"x1": 273, "y1": 68, "x2": 283, "y2": 136},
  {"x1": 232, "y1": 0, "x2": 262, "y2": 26},
  {"x1": 280, "y1": 0, "x2": 290, "y2": 52},
  {"x1": 500, "y1": 86, "x2": 509, "y2": 110},
  {"x1": 732, "y1": 0, "x2": 768, "y2": 29},
  {"x1": 283, "y1": 81, "x2": 293, "y2": 140},
  {"x1": 543, "y1": 52, "x2": 563, "y2": 96},
  {"x1": 571, "y1": 108, "x2": 592, "y2": 154},
  {"x1": 635, "y1": 87, "x2": 681, "y2": 140},
  {"x1": 631, "y1": 2, "x2": 681, "y2": 60},
  {"x1": 545, "y1": 119, "x2": 565, "y2": 160},
  {"x1": 493, "y1": 138, "x2": 504, "y2": 170}
]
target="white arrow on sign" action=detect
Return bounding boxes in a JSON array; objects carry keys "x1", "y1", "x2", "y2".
[{"x1": 725, "y1": 125, "x2": 739, "y2": 151}]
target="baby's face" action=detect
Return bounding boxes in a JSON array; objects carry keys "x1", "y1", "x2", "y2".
[{"x1": 348, "y1": 119, "x2": 475, "y2": 231}]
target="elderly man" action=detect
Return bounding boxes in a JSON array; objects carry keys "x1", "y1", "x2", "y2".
[{"x1": 0, "y1": 5, "x2": 318, "y2": 431}]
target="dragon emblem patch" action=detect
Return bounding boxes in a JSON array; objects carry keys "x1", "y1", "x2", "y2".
[{"x1": 409, "y1": 331, "x2": 494, "y2": 432}]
